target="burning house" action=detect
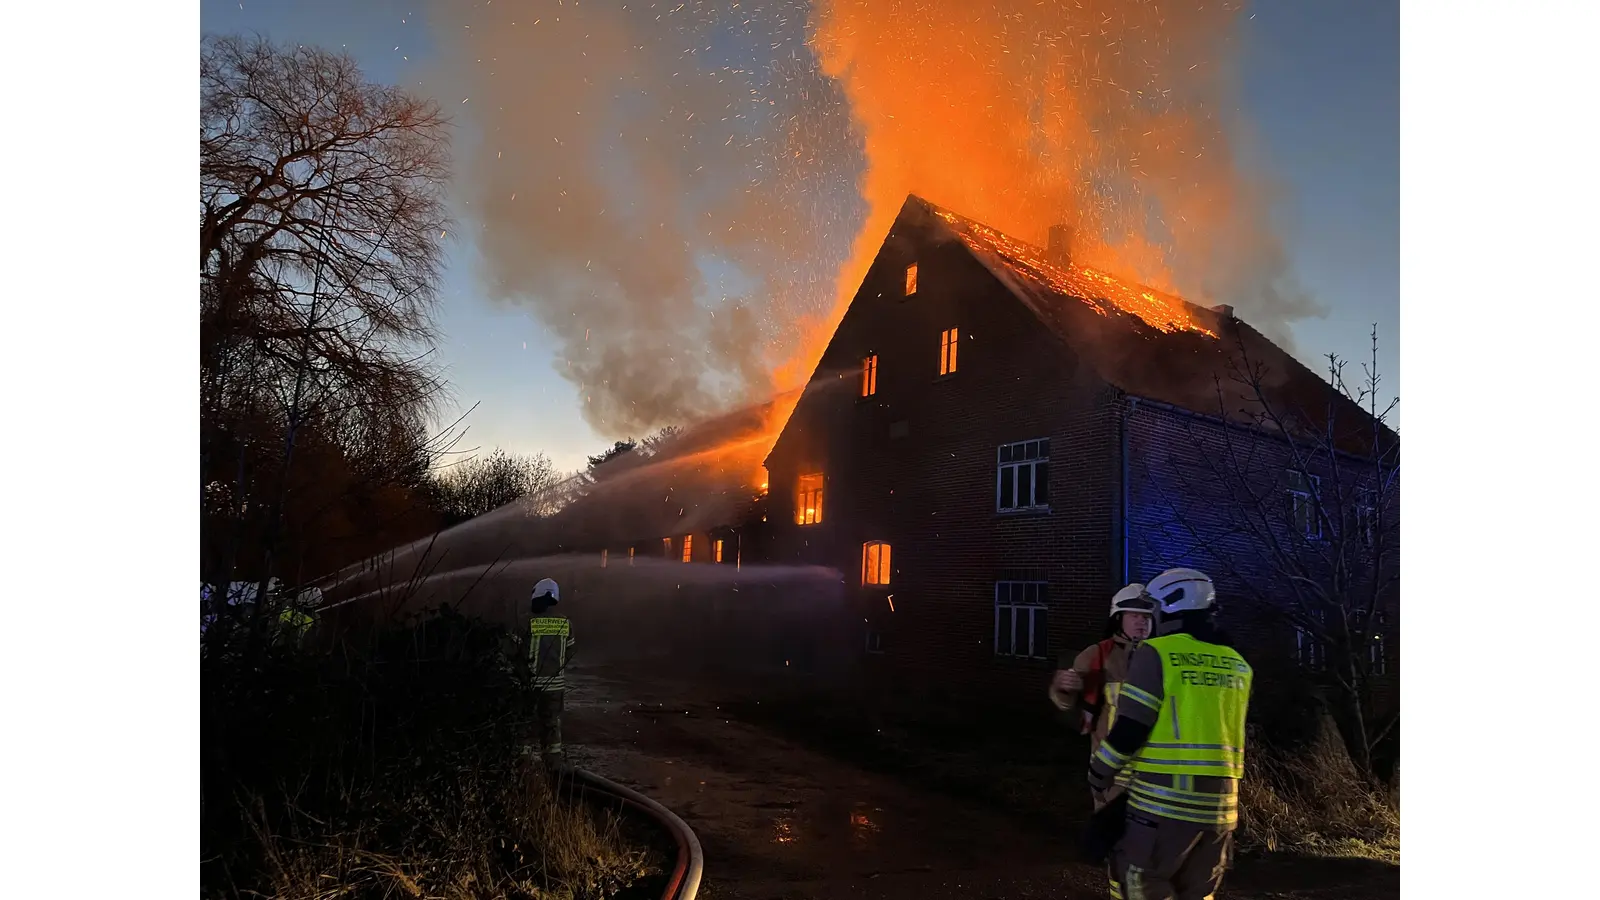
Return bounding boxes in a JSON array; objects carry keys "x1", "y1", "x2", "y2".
[
  {"x1": 323, "y1": 194, "x2": 1396, "y2": 708},
  {"x1": 760, "y1": 195, "x2": 1398, "y2": 702}
]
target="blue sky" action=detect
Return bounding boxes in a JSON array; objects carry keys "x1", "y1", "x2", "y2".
[{"x1": 202, "y1": 0, "x2": 1398, "y2": 472}]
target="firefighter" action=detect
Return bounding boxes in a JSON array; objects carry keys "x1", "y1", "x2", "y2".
[
  {"x1": 1088, "y1": 568, "x2": 1252, "y2": 900},
  {"x1": 274, "y1": 582, "x2": 316, "y2": 645},
  {"x1": 1048, "y1": 583, "x2": 1157, "y2": 810},
  {"x1": 521, "y1": 578, "x2": 576, "y2": 772}
]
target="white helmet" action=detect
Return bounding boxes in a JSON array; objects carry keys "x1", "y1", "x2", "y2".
[
  {"x1": 1109, "y1": 583, "x2": 1155, "y2": 617},
  {"x1": 531, "y1": 578, "x2": 560, "y2": 603},
  {"x1": 1145, "y1": 568, "x2": 1216, "y2": 615}
]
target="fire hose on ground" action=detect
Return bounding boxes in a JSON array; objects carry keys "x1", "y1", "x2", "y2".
[{"x1": 571, "y1": 766, "x2": 705, "y2": 900}]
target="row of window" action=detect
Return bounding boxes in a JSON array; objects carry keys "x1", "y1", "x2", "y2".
[
  {"x1": 1286, "y1": 472, "x2": 1382, "y2": 544},
  {"x1": 875, "y1": 577, "x2": 1390, "y2": 672},
  {"x1": 794, "y1": 438, "x2": 1052, "y2": 528},
  {"x1": 858, "y1": 326, "x2": 960, "y2": 398},
  {"x1": 1295, "y1": 609, "x2": 1390, "y2": 675},
  {"x1": 797, "y1": 451, "x2": 1369, "y2": 542},
  {"x1": 598, "y1": 536, "x2": 733, "y2": 568}
]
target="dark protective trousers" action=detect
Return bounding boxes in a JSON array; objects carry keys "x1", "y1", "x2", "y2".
[
  {"x1": 527, "y1": 689, "x2": 565, "y2": 769},
  {"x1": 1109, "y1": 813, "x2": 1233, "y2": 900}
]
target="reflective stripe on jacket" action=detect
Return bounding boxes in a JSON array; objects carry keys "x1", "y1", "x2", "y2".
[{"x1": 528, "y1": 616, "x2": 575, "y2": 691}]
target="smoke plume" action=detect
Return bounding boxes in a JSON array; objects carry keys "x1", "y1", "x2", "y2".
[{"x1": 434, "y1": 0, "x2": 1322, "y2": 438}]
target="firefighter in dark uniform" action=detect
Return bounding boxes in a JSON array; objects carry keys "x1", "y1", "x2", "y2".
[
  {"x1": 1088, "y1": 568, "x2": 1252, "y2": 900},
  {"x1": 521, "y1": 578, "x2": 576, "y2": 772}
]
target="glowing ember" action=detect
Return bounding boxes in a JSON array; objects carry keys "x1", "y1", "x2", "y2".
[{"x1": 933, "y1": 210, "x2": 1218, "y2": 338}]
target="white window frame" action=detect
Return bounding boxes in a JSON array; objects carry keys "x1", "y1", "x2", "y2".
[
  {"x1": 996, "y1": 439, "x2": 1051, "y2": 512},
  {"x1": 994, "y1": 581, "x2": 1049, "y2": 659},
  {"x1": 1286, "y1": 470, "x2": 1323, "y2": 540}
]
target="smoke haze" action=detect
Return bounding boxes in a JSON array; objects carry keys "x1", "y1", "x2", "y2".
[{"x1": 432, "y1": 0, "x2": 1321, "y2": 437}]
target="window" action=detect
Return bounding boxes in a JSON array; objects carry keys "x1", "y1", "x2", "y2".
[
  {"x1": 601, "y1": 549, "x2": 609, "y2": 568},
  {"x1": 1358, "y1": 608, "x2": 1389, "y2": 676},
  {"x1": 939, "y1": 327, "x2": 959, "y2": 375},
  {"x1": 862, "y1": 541, "x2": 892, "y2": 586},
  {"x1": 994, "y1": 581, "x2": 1049, "y2": 658},
  {"x1": 1295, "y1": 614, "x2": 1326, "y2": 671},
  {"x1": 662, "y1": 537, "x2": 672, "y2": 557},
  {"x1": 714, "y1": 539, "x2": 725, "y2": 563},
  {"x1": 861, "y1": 354, "x2": 878, "y2": 397},
  {"x1": 1354, "y1": 489, "x2": 1379, "y2": 547},
  {"x1": 997, "y1": 439, "x2": 1050, "y2": 511},
  {"x1": 866, "y1": 630, "x2": 884, "y2": 653},
  {"x1": 681, "y1": 534, "x2": 693, "y2": 562},
  {"x1": 628, "y1": 547, "x2": 635, "y2": 566},
  {"x1": 1286, "y1": 470, "x2": 1322, "y2": 539},
  {"x1": 796, "y1": 473, "x2": 824, "y2": 525},
  {"x1": 905, "y1": 262, "x2": 918, "y2": 296}
]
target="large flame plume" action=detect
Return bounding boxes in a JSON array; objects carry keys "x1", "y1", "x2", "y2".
[{"x1": 431, "y1": 0, "x2": 1321, "y2": 483}]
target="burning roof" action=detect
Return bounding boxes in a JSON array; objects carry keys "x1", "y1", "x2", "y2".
[{"x1": 902, "y1": 195, "x2": 1389, "y2": 454}]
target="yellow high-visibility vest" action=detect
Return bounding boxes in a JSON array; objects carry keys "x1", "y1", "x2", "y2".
[
  {"x1": 1129, "y1": 633, "x2": 1252, "y2": 780},
  {"x1": 528, "y1": 616, "x2": 572, "y2": 689}
]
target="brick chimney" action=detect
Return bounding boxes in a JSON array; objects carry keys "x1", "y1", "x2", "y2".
[
  {"x1": 1210, "y1": 304, "x2": 1235, "y2": 319},
  {"x1": 1046, "y1": 224, "x2": 1074, "y2": 268}
]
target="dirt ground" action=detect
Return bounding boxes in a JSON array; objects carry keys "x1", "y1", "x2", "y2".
[{"x1": 563, "y1": 664, "x2": 1398, "y2": 900}]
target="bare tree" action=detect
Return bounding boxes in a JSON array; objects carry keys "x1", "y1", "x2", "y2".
[
  {"x1": 1135, "y1": 328, "x2": 1398, "y2": 778},
  {"x1": 200, "y1": 34, "x2": 453, "y2": 612},
  {"x1": 431, "y1": 448, "x2": 562, "y2": 524}
]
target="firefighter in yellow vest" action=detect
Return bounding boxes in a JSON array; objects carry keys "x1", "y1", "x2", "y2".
[
  {"x1": 521, "y1": 578, "x2": 576, "y2": 772},
  {"x1": 1087, "y1": 568, "x2": 1252, "y2": 900}
]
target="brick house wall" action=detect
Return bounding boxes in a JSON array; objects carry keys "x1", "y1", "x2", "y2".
[
  {"x1": 761, "y1": 217, "x2": 1399, "y2": 715},
  {"x1": 765, "y1": 223, "x2": 1132, "y2": 703},
  {"x1": 1122, "y1": 399, "x2": 1399, "y2": 718}
]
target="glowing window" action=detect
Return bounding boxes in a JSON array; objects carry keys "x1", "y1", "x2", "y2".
[
  {"x1": 601, "y1": 549, "x2": 609, "y2": 568},
  {"x1": 682, "y1": 534, "x2": 693, "y2": 562},
  {"x1": 940, "y1": 327, "x2": 959, "y2": 375},
  {"x1": 862, "y1": 541, "x2": 892, "y2": 586},
  {"x1": 861, "y1": 355, "x2": 878, "y2": 397},
  {"x1": 662, "y1": 537, "x2": 672, "y2": 557},
  {"x1": 714, "y1": 539, "x2": 725, "y2": 563},
  {"x1": 796, "y1": 473, "x2": 824, "y2": 525},
  {"x1": 628, "y1": 547, "x2": 635, "y2": 566},
  {"x1": 905, "y1": 262, "x2": 918, "y2": 296}
]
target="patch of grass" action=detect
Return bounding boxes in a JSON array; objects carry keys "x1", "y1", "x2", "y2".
[
  {"x1": 240, "y1": 767, "x2": 655, "y2": 899},
  {"x1": 202, "y1": 606, "x2": 662, "y2": 899},
  {"x1": 1237, "y1": 722, "x2": 1400, "y2": 863}
]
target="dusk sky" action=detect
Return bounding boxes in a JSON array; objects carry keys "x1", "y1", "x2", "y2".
[{"x1": 201, "y1": 0, "x2": 1399, "y2": 473}]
